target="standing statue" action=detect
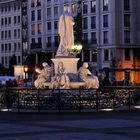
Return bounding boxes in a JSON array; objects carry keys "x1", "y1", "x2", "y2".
[
  {"x1": 78, "y1": 62, "x2": 99, "y2": 89},
  {"x1": 56, "y1": 5, "x2": 75, "y2": 56},
  {"x1": 51, "y1": 62, "x2": 70, "y2": 89}
]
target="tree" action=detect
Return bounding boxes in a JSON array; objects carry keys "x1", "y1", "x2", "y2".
[
  {"x1": 0, "y1": 63, "x2": 7, "y2": 76},
  {"x1": 8, "y1": 54, "x2": 17, "y2": 76}
]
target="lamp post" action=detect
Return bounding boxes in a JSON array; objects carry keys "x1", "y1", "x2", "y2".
[{"x1": 24, "y1": 66, "x2": 28, "y2": 86}]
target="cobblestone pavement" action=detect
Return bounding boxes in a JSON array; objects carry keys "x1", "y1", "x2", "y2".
[{"x1": 0, "y1": 111, "x2": 139, "y2": 140}]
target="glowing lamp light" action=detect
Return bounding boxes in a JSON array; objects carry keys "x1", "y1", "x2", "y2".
[
  {"x1": 24, "y1": 67, "x2": 28, "y2": 72},
  {"x1": 68, "y1": 45, "x2": 82, "y2": 56},
  {"x1": 100, "y1": 108, "x2": 114, "y2": 111},
  {"x1": 35, "y1": 68, "x2": 39, "y2": 73},
  {"x1": 134, "y1": 106, "x2": 140, "y2": 109},
  {"x1": 72, "y1": 45, "x2": 83, "y2": 50}
]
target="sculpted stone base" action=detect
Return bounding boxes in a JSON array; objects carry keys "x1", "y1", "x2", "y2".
[{"x1": 51, "y1": 57, "x2": 79, "y2": 74}]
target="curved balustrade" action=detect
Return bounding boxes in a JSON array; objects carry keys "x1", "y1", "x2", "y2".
[{"x1": 0, "y1": 86, "x2": 140, "y2": 112}]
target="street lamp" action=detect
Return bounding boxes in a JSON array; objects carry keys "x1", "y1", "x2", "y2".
[{"x1": 24, "y1": 66, "x2": 28, "y2": 86}]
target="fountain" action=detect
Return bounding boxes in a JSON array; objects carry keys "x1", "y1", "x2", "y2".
[{"x1": 34, "y1": 5, "x2": 99, "y2": 89}]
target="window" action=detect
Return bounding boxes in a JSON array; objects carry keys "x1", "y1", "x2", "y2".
[
  {"x1": 31, "y1": 24, "x2": 35, "y2": 35},
  {"x1": 14, "y1": 29, "x2": 17, "y2": 38},
  {"x1": 47, "y1": 8, "x2": 51, "y2": 17},
  {"x1": 125, "y1": 49, "x2": 130, "y2": 60},
  {"x1": 84, "y1": 50, "x2": 90, "y2": 62},
  {"x1": 54, "y1": 21, "x2": 58, "y2": 29},
  {"x1": 1, "y1": 31, "x2": 4, "y2": 39},
  {"x1": 18, "y1": 16, "x2": 20, "y2": 23},
  {"x1": 31, "y1": 11, "x2": 35, "y2": 21},
  {"x1": 124, "y1": 0, "x2": 130, "y2": 11},
  {"x1": 54, "y1": 36, "x2": 59, "y2": 46},
  {"x1": 83, "y1": 33, "x2": 88, "y2": 42},
  {"x1": 104, "y1": 49, "x2": 109, "y2": 61},
  {"x1": 8, "y1": 4, "x2": 11, "y2": 12},
  {"x1": 1, "y1": 44, "x2": 4, "y2": 52},
  {"x1": 91, "y1": 0, "x2": 96, "y2": 13},
  {"x1": 103, "y1": 31, "x2": 108, "y2": 44},
  {"x1": 124, "y1": 14, "x2": 130, "y2": 27},
  {"x1": 32, "y1": 38, "x2": 35, "y2": 43},
  {"x1": 18, "y1": 56, "x2": 21, "y2": 64},
  {"x1": 54, "y1": 6, "x2": 58, "y2": 16},
  {"x1": 18, "y1": 29, "x2": 20, "y2": 38},
  {"x1": 72, "y1": 4, "x2": 76, "y2": 13},
  {"x1": 5, "y1": 18, "x2": 7, "y2": 25},
  {"x1": 37, "y1": 0, "x2": 41, "y2": 6},
  {"x1": 103, "y1": 0, "x2": 109, "y2": 11},
  {"x1": 124, "y1": 30, "x2": 130, "y2": 43},
  {"x1": 14, "y1": 16, "x2": 16, "y2": 24},
  {"x1": 8, "y1": 17, "x2": 11, "y2": 25},
  {"x1": 9, "y1": 43, "x2": 11, "y2": 51},
  {"x1": 5, "y1": 57, "x2": 7, "y2": 65},
  {"x1": 38, "y1": 10, "x2": 41, "y2": 20},
  {"x1": 8, "y1": 30, "x2": 11, "y2": 38},
  {"x1": 47, "y1": 37, "x2": 51, "y2": 47},
  {"x1": 2, "y1": 57, "x2": 4, "y2": 64},
  {"x1": 38, "y1": 23, "x2": 42, "y2": 34},
  {"x1": 5, "y1": 31, "x2": 7, "y2": 39},
  {"x1": 5, "y1": 44, "x2": 7, "y2": 52},
  {"x1": 18, "y1": 43, "x2": 20, "y2": 51},
  {"x1": 83, "y1": 17, "x2": 88, "y2": 29},
  {"x1": 1, "y1": 18, "x2": 4, "y2": 26},
  {"x1": 91, "y1": 32, "x2": 97, "y2": 44},
  {"x1": 103, "y1": 15, "x2": 108, "y2": 27},
  {"x1": 14, "y1": 3, "x2": 17, "y2": 11},
  {"x1": 91, "y1": 16, "x2": 96, "y2": 29},
  {"x1": 47, "y1": 22, "x2": 51, "y2": 30},
  {"x1": 31, "y1": 0, "x2": 35, "y2": 7},
  {"x1": 93, "y1": 49, "x2": 97, "y2": 62},
  {"x1": 14, "y1": 43, "x2": 17, "y2": 51},
  {"x1": 83, "y1": 1, "x2": 88, "y2": 14}
]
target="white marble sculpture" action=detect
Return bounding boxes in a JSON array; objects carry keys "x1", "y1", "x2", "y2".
[
  {"x1": 78, "y1": 62, "x2": 99, "y2": 89},
  {"x1": 34, "y1": 62, "x2": 52, "y2": 89},
  {"x1": 56, "y1": 5, "x2": 75, "y2": 56},
  {"x1": 51, "y1": 62, "x2": 70, "y2": 89}
]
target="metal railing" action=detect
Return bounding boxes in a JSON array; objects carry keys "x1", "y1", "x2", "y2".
[{"x1": 0, "y1": 86, "x2": 140, "y2": 112}]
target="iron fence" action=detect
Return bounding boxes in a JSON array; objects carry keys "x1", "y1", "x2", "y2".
[{"x1": 0, "y1": 86, "x2": 140, "y2": 112}]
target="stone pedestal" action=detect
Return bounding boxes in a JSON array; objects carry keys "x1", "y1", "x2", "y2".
[{"x1": 51, "y1": 57, "x2": 79, "y2": 74}]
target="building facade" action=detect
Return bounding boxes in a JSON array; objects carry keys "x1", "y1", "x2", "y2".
[
  {"x1": 0, "y1": 0, "x2": 22, "y2": 68},
  {"x1": 0, "y1": 0, "x2": 140, "y2": 84},
  {"x1": 28, "y1": 0, "x2": 140, "y2": 84}
]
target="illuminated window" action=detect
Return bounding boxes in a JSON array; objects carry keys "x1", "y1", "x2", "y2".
[
  {"x1": 72, "y1": 4, "x2": 76, "y2": 13},
  {"x1": 38, "y1": 23, "x2": 42, "y2": 34},
  {"x1": 31, "y1": 0, "x2": 35, "y2": 7},
  {"x1": 91, "y1": 0, "x2": 96, "y2": 13},
  {"x1": 103, "y1": 0, "x2": 108, "y2": 11},
  {"x1": 37, "y1": 0, "x2": 41, "y2": 6},
  {"x1": 83, "y1": 2, "x2": 88, "y2": 14},
  {"x1": 31, "y1": 24, "x2": 35, "y2": 35}
]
